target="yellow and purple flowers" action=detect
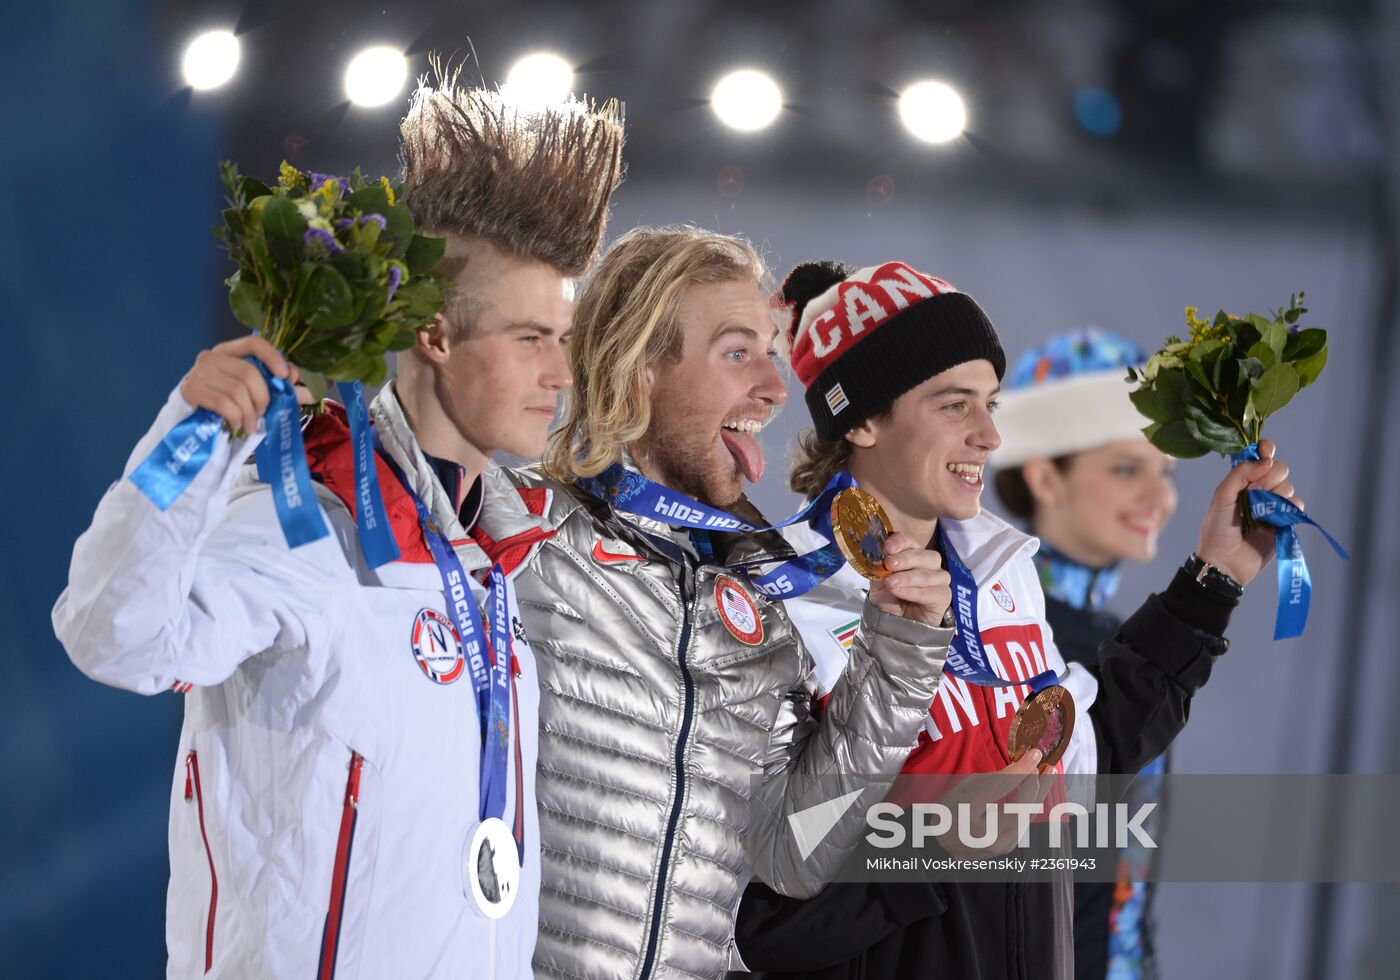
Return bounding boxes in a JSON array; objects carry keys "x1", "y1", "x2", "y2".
[{"x1": 215, "y1": 159, "x2": 446, "y2": 402}]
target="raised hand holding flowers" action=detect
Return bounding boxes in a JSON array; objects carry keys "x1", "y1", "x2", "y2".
[
  {"x1": 1128, "y1": 296, "x2": 1346, "y2": 638},
  {"x1": 131, "y1": 161, "x2": 447, "y2": 565},
  {"x1": 216, "y1": 160, "x2": 446, "y2": 404},
  {"x1": 1126, "y1": 294, "x2": 1327, "y2": 464}
]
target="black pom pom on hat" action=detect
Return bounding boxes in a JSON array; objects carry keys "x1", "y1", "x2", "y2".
[{"x1": 778, "y1": 260, "x2": 852, "y2": 344}]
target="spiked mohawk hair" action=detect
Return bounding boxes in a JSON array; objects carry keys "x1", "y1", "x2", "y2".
[{"x1": 399, "y1": 64, "x2": 624, "y2": 277}]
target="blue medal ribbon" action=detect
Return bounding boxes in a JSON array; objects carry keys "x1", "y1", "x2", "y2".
[
  {"x1": 938, "y1": 523, "x2": 1060, "y2": 694},
  {"x1": 338, "y1": 380, "x2": 400, "y2": 569},
  {"x1": 129, "y1": 407, "x2": 224, "y2": 510},
  {"x1": 485, "y1": 565, "x2": 513, "y2": 833},
  {"x1": 1230, "y1": 443, "x2": 1348, "y2": 640},
  {"x1": 375, "y1": 435, "x2": 520, "y2": 859},
  {"x1": 249, "y1": 361, "x2": 329, "y2": 547},
  {"x1": 575, "y1": 464, "x2": 853, "y2": 598},
  {"x1": 132, "y1": 357, "x2": 329, "y2": 548}
]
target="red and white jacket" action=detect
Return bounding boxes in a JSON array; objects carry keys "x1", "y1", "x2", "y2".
[
  {"x1": 53, "y1": 385, "x2": 552, "y2": 979},
  {"x1": 784, "y1": 508, "x2": 1099, "y2": 778}
]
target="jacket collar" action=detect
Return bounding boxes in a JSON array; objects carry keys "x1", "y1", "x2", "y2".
[
  {"x1": 584, "y1": 452, "x2": 795, "y2": 568},
  {"x1": 369, "y1": 384, "x2": 551, "y2": 572},
  {"x1": 1032, "y1": 542, "x2": 1121, "y2": 611}
]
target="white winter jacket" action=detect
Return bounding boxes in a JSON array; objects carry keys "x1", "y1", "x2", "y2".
[
  {"x1": 783, "y1": 508, "x2": 1099, "y2": 777},
  {"x1": 53, "y1": 384, "x2": 552, "y2": 979}
]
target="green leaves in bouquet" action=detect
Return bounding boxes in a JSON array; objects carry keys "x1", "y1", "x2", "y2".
[
  {"x1": 392, "y1": 276, "x2": 445, "y2": 321},
  {"x1": 1141, "y1": 419, "x2": 1212, "y2": 459},
  {"x1": 1131, "y1": 291, "x2": 1329, "y2": 460},
  {"x1": 298, "y1": 369, "x2": 329, "y2": 405},
  {"x1": 1284, "y1": 328, "x2": 1328, "y2": 389},
  {"x1": 215, "y1": 159, "x2": 448, "y2": 395},
  {"x1": 1135, "y1": 366, "x2": 1242, "y2": 457},
  {"x1": 261, "y1": 194, "x2": 306, "y2": 243},
  {"x1": 301, "y1": 265, "x2": 356, "y2": 331},
  {"x1": 227, "y1": 274, "x2": 263, "y2": 331},
  {"x1": 404, "y1": 234, "x2": 447, "y2": 277},
  {"x1": 1248, "y1": 363, "x2": 1299, "y2": 422}
]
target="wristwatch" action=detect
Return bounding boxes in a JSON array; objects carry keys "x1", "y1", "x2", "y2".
[{"x1": 1183, "y1": 553, "x2": 1244, "y2": 599}]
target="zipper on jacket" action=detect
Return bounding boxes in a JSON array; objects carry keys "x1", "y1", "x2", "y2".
[
  {"x1": 184, "y1": 750, "x2": 218, "y2": 974},
  {"x1": 318, "y1": 751, "x2": 364, "y2": 980},
  {"x1": 638, "y1": 569, "x2": 697, "y2": 980}
]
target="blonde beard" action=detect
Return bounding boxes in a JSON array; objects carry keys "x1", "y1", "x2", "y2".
[{"x1": 631, "y1": 431, "x2": 744, "y2": 509}]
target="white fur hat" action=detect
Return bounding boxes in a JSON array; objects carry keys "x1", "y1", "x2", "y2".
[{"x1": 992, "y1": 328, "x2": 1150, "y2": 467}]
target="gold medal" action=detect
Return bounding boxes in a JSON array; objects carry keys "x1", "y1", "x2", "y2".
[
  {"x1": 1007, "y1": 684, "x2": 1075, "y2": 768},
  {"x1": 830, "y1": 487, "x2": 894, "y2": 580}
]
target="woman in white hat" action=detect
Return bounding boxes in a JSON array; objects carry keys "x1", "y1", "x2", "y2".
[{"x1": 993, "y1": 327, "x2": 1177, "y2": 980}]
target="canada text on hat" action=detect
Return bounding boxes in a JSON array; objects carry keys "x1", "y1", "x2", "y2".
[
  {"x1": 783, "y1": 259, "x2": 1005, "y2": 441},
  {"x1": 790, "y1": 262, "x2": 959, "y2": 387}
]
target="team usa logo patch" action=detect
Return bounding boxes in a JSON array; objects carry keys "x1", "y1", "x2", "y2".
[
  {"x1": 410, "y1": 607, "x2": 466, "y2": 684},
  {"x1": 825, "y1": 382, "x2": 850, "y2": 415},
  {"x1": 990, "y1": 581, "x2": 1016, "y2": 613},
  {"x1": 715, "y1": 575, "x2": 764, "y2": 646}
]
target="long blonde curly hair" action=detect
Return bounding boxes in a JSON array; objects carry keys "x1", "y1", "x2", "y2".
[{"x1": 545, "y1": 225, "x2": 771, "y2": 480}]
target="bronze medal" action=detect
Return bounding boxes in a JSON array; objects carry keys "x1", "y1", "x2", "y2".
[
  {"x1": 1007, "y1": 684, "x2": 1075, "y2": 768},
  {"x1": 830, "y1": 487, "x2": 894, "y2": 580}
]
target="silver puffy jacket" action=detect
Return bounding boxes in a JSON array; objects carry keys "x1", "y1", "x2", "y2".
[{"x1": 506, "y1": 467, "x2": 952, "y2": 980}]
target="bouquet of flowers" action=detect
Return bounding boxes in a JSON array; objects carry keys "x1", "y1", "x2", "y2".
[
  {"x1": 1128, "y1": 295, "x2": 1345, "y2": 639},
  {"x1": 1126, "y1": 294, "x2": 1327, "y2": 461},
  {"x1": 215, "y1": 160, "x2": 447, "y2": 403},
  {"x1": 132, "y1": 161, "x2": 446, "y2": 565}
]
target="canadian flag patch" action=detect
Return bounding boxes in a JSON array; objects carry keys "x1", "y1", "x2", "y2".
[{"x1": 825, "y1": 382, "x2": 850, "y2": 415}]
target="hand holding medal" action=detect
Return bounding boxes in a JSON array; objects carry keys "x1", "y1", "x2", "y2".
[
  {"x1": 834, "y1": 485, "x2": 1073, "y2": 765},
  {"x1": 832, "y1": 488, "x2": 955, "y2": 629},
  {"x1": 831, "y1": 487, "x2": 1068, "y2": 765}
]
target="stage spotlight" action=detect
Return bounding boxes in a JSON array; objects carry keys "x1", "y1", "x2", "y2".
[
  {"x1": 345, "y1": 46, "x2": 409, "y2": 108},
  {"x1": 712, "y1": 70, "x2": 782, "y2": 132},
  {"x1": 182, "y1": 30, "x2": 239, "y2": 91},
  {"x1": 503, "y1": 52, "x2": 574, "y2": 105},
  {"x1": 899, "y1": 80, "x2": 967, "y2": 144}
]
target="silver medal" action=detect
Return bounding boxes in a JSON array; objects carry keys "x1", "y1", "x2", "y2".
[{"x1": 465, "y1": 816, "x2": 520, "y2": 919}]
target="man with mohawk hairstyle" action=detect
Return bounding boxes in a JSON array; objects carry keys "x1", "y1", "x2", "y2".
[{"x1": 52, "y1": 72, "x2": 622, "y2": 978}]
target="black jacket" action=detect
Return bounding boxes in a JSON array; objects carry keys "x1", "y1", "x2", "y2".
[
  {"x1": 1045, "y1": 595, "x2": 1158, "y2": 980},
  {"x1": 731, "y1": 569, "x2": 1235, "y2": 980}
]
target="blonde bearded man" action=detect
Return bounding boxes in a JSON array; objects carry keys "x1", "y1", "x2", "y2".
[
  {"x1": 52, "y1": 81, "x2": 621, "y2": 978},
  {"x1": 506, "y1": 226, "x2": 955, "y2": 980}
]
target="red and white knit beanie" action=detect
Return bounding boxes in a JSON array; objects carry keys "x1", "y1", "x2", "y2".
[{"x1": 780, "y1": 260, "x2": 1006, "y2": 440}]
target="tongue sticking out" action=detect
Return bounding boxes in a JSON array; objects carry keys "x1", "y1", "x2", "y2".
[{"x1": 720, "y1": 428, "x2": 765, "y2": 485}]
